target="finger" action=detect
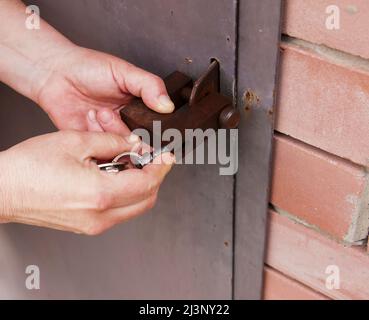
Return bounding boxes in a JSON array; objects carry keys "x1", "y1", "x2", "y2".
[
  {"x1": 113, "y1": 61, "x2": 175, "y2": 113},
  {"x1": 82, "y1": 194, "x2": 157, "y2": 235},
  {"x1": 87, "y1": 109, "x2": 104, "y2": 132},
  {"x1": 102, "y1": 152, "x2": 175, "y2": 207},
  {"x1": 96, "y1": 193, "x2": 158, "y2": 233},
  {"x1": 96, "y1": 108, "x2": 132, "y2": 136},
  {"x1": 76, "y1": 131, "x2": 136, "y2": 160},
  {"x1": 143, "y1": 152, "x2": 176, "y2": 177}
]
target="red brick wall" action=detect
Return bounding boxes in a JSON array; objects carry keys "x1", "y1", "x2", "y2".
[{"x1": 264, "y1": 0, "x2": 369, "y2": 300}]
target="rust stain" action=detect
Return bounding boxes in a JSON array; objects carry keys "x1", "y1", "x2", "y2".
[{"x1": 243, "y1": 90, "x2": 260, "y2": 112}]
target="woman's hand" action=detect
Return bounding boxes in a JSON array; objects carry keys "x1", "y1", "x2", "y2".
[
  {"x1": 0, "y1": 0, "x2": 175, "y2": 136},
  {"x1": 0, "y1": 131, "x2": 175, "y2": 235},
  {"x1": 34, "y1": 46, "x2": 175, "y2": 136}
]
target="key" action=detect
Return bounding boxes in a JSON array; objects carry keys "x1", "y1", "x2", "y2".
[
  {"x1": 98, "y1": 144, "x2": 174, "y2": 173},
  {"x1": 131, "y1": 145, "x2": 173, "y2": 168}
]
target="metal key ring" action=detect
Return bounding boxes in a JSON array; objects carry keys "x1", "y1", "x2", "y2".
[
  {"x1": 112, "y1": 151, "x2": 142, "y2": 164},
  {"x1": 98, "y1": 151, "x2": 144, "y2": 173},
  {"x1": 98, "y1": 162, "x2": 128, "y2": 173}
]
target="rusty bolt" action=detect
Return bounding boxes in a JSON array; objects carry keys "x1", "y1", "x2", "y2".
[{"x1": 219, "y1": 105, "x2": 240, "y2": 129}]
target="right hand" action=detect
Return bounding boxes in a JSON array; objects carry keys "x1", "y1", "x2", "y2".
[{"x1": 0, "y1": 130, "x2": 175, "y2": 235}]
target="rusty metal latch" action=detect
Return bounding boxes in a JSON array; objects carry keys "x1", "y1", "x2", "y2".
[
  {"x1": 120, "y1": 60, "x2": 240, "y2": 143},
  {"x1": 98, "y1": 61, "x2": 240, "y2": 172}
]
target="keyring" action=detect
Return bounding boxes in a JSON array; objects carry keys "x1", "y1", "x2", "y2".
[
  {"x1": 97, "y1": 162, "x2": 128, "y2": 173},
  {"x1": 112, "y1": 151, "x2": 141, "y2": 164},
  {"x1": 98, "y1": 146, "x2": 173, "y2": 173},
  {"x1": 98, "y1": 152, "x2": 143, "y2": 173}
]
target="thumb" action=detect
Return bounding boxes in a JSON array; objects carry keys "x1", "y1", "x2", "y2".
[{"x1": 112, "y1": 60, "x2": 175, "y2": 114}]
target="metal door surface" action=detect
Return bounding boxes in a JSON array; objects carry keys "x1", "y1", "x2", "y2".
[{"x1": 0, "y1": 0, "x2": 282, "y2": 299}]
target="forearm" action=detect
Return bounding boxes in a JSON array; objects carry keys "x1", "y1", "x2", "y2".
[{"x1": 0, "y1": 0, "x2": 75, "y2": 102}]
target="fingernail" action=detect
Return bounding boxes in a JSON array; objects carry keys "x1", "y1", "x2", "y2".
[
  {"x1": 157, "y1": 95, "x2": 175, "y2": 113},
  {"x1": 88, "y1": 109, "x2": 97, "y2": 122},
  {"x1": 127, "y1": 134, "x2": 141, "y2": 143},
  {"x1": 99, "y1": 110, "x2": 113, "y2": 124}
]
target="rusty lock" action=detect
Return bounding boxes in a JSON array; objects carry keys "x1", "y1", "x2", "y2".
[{"x1": 120, "y1": 60, "x2": 240, "y2": 144}]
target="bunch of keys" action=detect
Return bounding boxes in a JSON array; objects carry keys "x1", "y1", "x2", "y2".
[{"x1": 98, "y1": 145, "x2": 173, "y2": 173}]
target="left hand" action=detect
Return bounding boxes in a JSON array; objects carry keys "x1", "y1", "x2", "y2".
[{"x1": 34, "y1": 46, "x2": 175, "y2": 136}]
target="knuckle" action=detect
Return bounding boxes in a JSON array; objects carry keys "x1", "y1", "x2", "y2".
[
  {"x1": 83, "y1": 220, "x2": 107, "y2": 236},
  {"x1": 89, "y1": 186, "x2": 112, "y2": 212},
  {"x1": 151, "y1": 75, "x2": 165, "y2": 88},
  {"x1": 145, "y1": 179, "x2": 159, "y2": 197},
  {"x1": 94, "y1": 193, "x2": 112, "y2": 212},
  {"x1": 65, "y1": 130, "x2": 86, "y2": 146},
  {"x1": 142, "y1": 73, "x2": 163, "y2": 88},
  {"x1": 146, "y1": 194, "x2": 158, "y2": 211}
]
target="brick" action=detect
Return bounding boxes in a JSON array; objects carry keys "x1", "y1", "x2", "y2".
[
  {"x1": 275, "y1": 41, "x2": 369, "y2": 167},
  {"x1": 284, "y1": 0, "x2": 369, "y2": 59},
  {"x1": 271, "y1": 134, "x2": 369, "y2": 243},
  {"x1": 263, "y1": 266, "x2": 329, "y2": 300},
  {"x1": 266, "y1": 210, "x2": 369, "y2": 300}
]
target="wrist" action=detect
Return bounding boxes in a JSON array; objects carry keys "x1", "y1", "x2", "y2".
[
  {"x1": 0, "y1": 0, "x2": 77, "y2": 104},
  {"x1": 0, "y1": 150, "x2": 14, "y2": 221},
  {"x1": 0, "y1": 39, "x2": 77, "y2": 105},
  {"x1": 29, "y1": 41, "x2": 78, "y2": 104}
]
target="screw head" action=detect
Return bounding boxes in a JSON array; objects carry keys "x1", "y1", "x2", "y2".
[{"x1": 219, "y1": 106, "x2": 240, "y2": 129}]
